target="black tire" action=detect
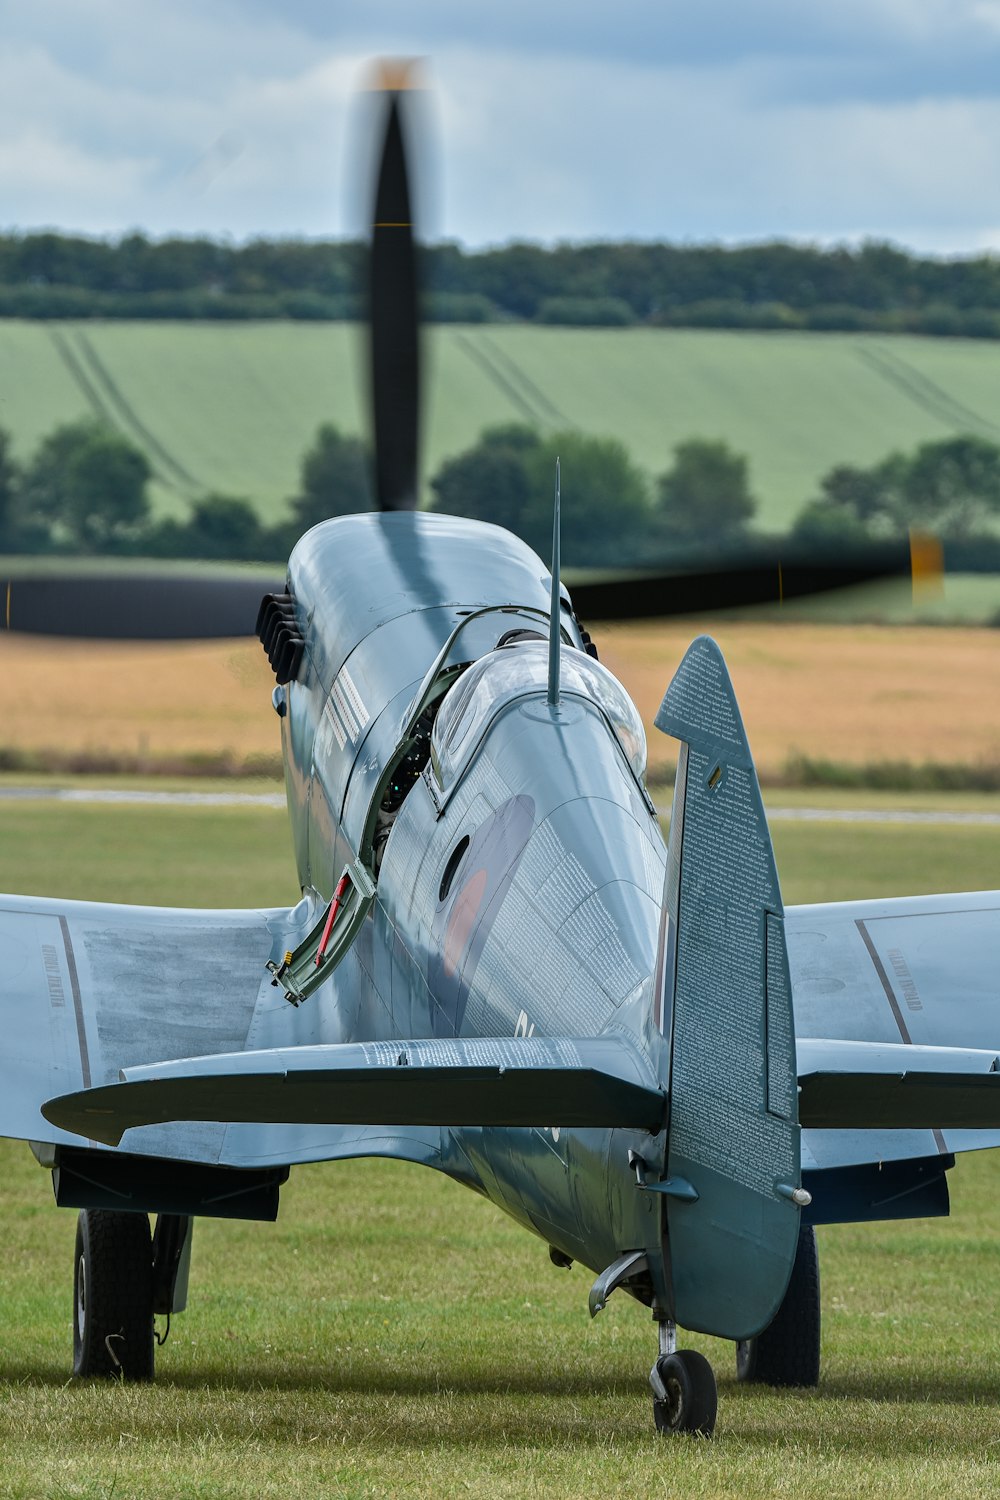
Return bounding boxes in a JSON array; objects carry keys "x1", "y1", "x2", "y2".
[
  {"x1": 652, "y1": 1350, "x2": 717, "y2": 1436},
  {"x1": 736, "y1": 1222, "x2": 820, "y2": 1387},
  {"x1": 73, "y1": 1209, "x2": 155, "y2": 1381}
]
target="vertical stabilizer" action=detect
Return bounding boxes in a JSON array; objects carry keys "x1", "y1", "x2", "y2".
[{"x1": 654, "y1": 636, "x2": 802, "y2": 1339}]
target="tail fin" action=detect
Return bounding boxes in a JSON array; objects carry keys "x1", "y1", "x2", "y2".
[{"x1": 654, "y1": 636, "x2": 802, "y2": 1339}]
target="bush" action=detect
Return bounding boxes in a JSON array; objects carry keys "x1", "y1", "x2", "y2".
[
  {"x1": 286, "y1": 422, "x2": 373, "y2": 537},
  {"x1": 425, "y1": 292, "x2": 499, "y2": 323},
  {"x1": 535, "y1": 296, "x2": 636, "y2": 327},
  {"x1": 20, "y1": 418, "x2": 151, "y2": 551},
  {"x1": 656, "y1": 439, "x2": 757, "y2": 544},
  {"x1": 429, "y1": 422, "x2": 652, "y2": 565}
]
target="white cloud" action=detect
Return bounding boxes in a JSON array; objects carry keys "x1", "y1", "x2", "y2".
[
  {"x1": 424, "y1": 48, "x2": 1000, "y2": 249},
  {"x1": 1, "y1": 2, "x2": 1000, "y2": 250},
  {"x1": 0, "y1": 130, "x2": 150, "y2": 216}
]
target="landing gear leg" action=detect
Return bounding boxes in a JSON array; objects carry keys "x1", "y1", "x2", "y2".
[
  {"x1": 73, "y1": 1209, "x2": 155, "y2": 1380},
  {"x1": 650, "y1": 1319, "x2": 718, "y2": 1436},
  {"x1": 736, "y1": 1222, "x2": 820, "y2": 1388}
]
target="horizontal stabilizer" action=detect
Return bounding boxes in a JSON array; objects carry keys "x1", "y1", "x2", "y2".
[
  {"x1": 798, "y1": 1038, "x2": 1000, "y2": 1129},
  {"x1": 43, "y1": 1035, "x2": 665, "y2": 1148}
]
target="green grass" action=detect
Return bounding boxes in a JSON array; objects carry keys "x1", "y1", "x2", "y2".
[
  {"x1": 763, "y1": 786, "x2": 1000, "y2": 814},
  {"x1": 4, "y1": 1141, "x2": 1000, "y2": 1499},
  {"x1": 0, "y1": 792, "x2": 995, "y2": 908},
  {"x1": 0, "y1": 801, "x2": 297, "y2": 906},
  {"x1": 0, "y1": 800, "x2": 998, "y2": 1496},
  {"x1": 770, "y1": 820, "x2": 1000, "y2": 903},
  {"x1": 714, "y1": 572, "x2": 1000, "y2": 625},
  {"x1": 7, "y1": 320, "x2": 1000, "y2": 529}
]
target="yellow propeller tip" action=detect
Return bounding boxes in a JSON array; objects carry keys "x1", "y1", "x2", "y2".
[
  {"x1": 909, "y1": 529, "x2": 944, "y2": 602},
  {"x1": 371, "y1": 58, "x2": 421, "y2": 94}
]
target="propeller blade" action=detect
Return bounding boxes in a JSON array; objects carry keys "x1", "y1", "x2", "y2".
[
  {"x1": 566, "y1": 542, "x2": 916, "y2": 622},
  {"x1": 369, "y1": 71, "x2": 421, "y2": 512},
  {"x1": 3, "y1": 571, "x2": 283, "y2": 639}
]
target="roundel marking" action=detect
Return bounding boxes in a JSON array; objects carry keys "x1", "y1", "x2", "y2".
[{"x1": 442, "y1": 867, "x2": 489, "y2": 980}]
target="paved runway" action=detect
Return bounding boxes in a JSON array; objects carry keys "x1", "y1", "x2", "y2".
[{"x1": 0, "y1": 787, "x2": 286, "y2": 807}]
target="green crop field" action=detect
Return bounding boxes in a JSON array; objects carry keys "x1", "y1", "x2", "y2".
[
  {"x1": 5, "y1": 319, "x2": 1000, "y2": 529},
  {"x1": 0, "y1": 796, "x2": 999, "y2": 1497}
]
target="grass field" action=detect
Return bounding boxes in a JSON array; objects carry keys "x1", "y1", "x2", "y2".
[
  {"x1": 3, "y1": 619, "x2": 998, "y2": 782},
  {"x1": 0, "y1": 799, "x2": 998, "y2": 1497},
  {"x1": 6, "y1": 320, "x2": 1000, "y2": 527},
  {"x1": 0, "y1": 793, "x2": 997, "y2": 908}
]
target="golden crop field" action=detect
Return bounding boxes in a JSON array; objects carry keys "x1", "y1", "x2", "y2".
[
  {"x1": 597, "y1": 619, "x2": 1000, "y2": 777},
  {"x1": 1, "y1": 619, "x2": 998, "y2": 778}
]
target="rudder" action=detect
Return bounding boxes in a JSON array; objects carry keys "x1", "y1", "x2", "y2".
[{"x1": 654, "y1": 635, "x2": 802, "y2": 1340}]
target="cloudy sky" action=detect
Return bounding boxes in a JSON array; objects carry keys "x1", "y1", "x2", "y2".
[{"x1": 3, "y1": 0, "x2": 1000, "y2": 253}]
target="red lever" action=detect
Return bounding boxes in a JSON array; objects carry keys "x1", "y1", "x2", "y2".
[{"x1": 315, "y1": 873, "x2": 351, "y2": 966}]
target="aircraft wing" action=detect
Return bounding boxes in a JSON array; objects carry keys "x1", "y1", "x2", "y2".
[
  {"x1": 0, "y1": 891, "x2": 462, "y2": 1175},
  {"x1": 787, "y1": 888, "x2": 1000, "y2": 1157},
  {"x1": 0, "y1": 890, "x2": 305, "y2": 1162},
  {"x1": 1, "y1": 891, "x2": 427, "y2": 1168},
  {"x1": 3, "y1": 890, "x2": 663, "y2": 1166}
]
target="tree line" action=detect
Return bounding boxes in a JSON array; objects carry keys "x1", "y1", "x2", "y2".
[
  {"x1": 8, "y1": 233, "x2": 1000, "y2": 336},
  {"x1": 3, "y1": 415, "x2": 999, "y2": 570},
  {"x1": 0, "y1": 418, "x2": 389, "y2": 561},
  {"x1": 426, "y1": 427, "x2": 1000, "y2": 565}
]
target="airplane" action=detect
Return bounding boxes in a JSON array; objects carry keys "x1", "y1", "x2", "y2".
[{"x1": 4, "y1": 71, "x2": 1000, "y2": 1438}]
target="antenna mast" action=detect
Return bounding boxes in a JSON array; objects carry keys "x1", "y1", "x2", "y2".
[{"x1": 547, "y1": 457, "x2": 561, "y2": 707}]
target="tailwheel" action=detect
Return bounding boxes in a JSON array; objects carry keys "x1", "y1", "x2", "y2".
[
  {"x1": 736, "y1": 1222, "x2": 820, "y2": 1388},
  {"x1": 73, "y1": 1209, "x2": 155, "y2": 1380},
  {"x1": 651, "y1": 1346, "x2": 717, "y2": 1436}
]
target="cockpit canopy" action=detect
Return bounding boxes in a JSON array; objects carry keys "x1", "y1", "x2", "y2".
[{"x1": 430, "y1": 639, "x2": 647, "y2": 788}]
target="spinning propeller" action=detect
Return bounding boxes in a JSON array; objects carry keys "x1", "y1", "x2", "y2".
[
  {"x1": 368, "y1": 69, "x2": 421, "y2": 513},
  {"x1": 3, "y1": 68, "x2": 921, "y2": 640}
]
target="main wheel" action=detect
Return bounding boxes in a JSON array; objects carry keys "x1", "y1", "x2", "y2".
[
  {"x1": 736, "y1": 1222, "x2": 820, "y2": 1387},
  {"x1": 652, "y1": 1350, "x2": 717, "y2": 1436},
  {"x1": 73, "y1": 1209, "x2": 155, "y2": 1380}
]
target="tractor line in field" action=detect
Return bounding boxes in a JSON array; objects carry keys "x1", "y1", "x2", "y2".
[
  {"x1": 856, "y1": 343, "x2": 1000, "y2": 439},
  {"x1": 48, "y1": 326, "x2": 117, "y2": 429},
  {"x1": 453, "y1": 331, "x2": 540, "y2": 425},
  {"x1": 476, "y1": 331, "x2": 575, "y2": 429},
  {"x1": 71, "y1": 330, "x2": 203, "y2": 495}
]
